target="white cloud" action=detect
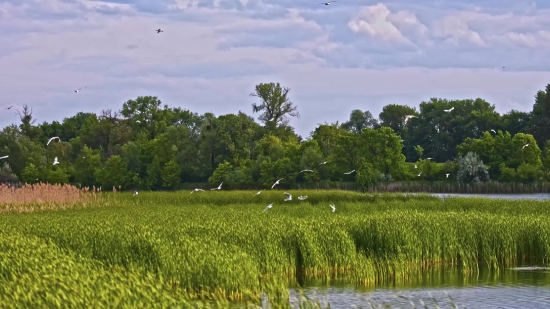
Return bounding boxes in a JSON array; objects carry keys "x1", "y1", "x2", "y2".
[{"x1": 1, "y1": 0, "x2": 550, "y2": 137}]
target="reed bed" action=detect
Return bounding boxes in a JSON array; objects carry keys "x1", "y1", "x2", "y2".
[
  {"x1": 0, "y1": 183, "x2": 99, "y2": 213},
  {"x1": 1, "y1": 190, "x2": 549, "y2": 307}
]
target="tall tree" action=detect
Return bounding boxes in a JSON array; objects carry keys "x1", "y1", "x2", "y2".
[
  {"x1": 529, "y1": 84, "x2": 550, "y2": 147},
  {"x1": 379, "y1": 104, "x2": 417, "y2": 136},
  {"x1": 250, "y1": 82, "x2": 299, "y2": 128},
  {"x1": 341, "y1": 110, "x2": 379, "y2": 133}
]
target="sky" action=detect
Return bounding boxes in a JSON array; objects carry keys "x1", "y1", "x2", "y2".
[{"x1": 1, "y1": 0, "x2": 550, "y2": 137}]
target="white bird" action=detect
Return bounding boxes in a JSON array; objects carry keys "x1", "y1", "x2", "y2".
[
  {"x1": 283, "y1": 192, "x2": 292, "y2": 201},
  {"x1": 263, "y1": 203, "x2": 273, "y2": 213},
  {"x1": 444, "y1": 107, "x2": 454, "y2": 112},
  {"x1": 491, "y1": 129, "x2": 496, "y2": 134},
  {"x1": 414, "y1": 164, "x2": 417, "y2": 169},
  {"x1": 330, "y1": 204, "x2": 336, "y2": 212},
  {"x1": 343, "y1": 169, "x2": 355, "y2": 175},
  {"x1": 133, "y1": 190, "x2": 138, "y2": 196},
  {"x1": 271, "y1": 178, "x2": 283, "y2": 189},
  {"x1": 417, "y1": 172, "x2": 422, "y2": 177},
  {"x1": 404, "y1": 115, "x2": 416, "y2": 125},
  {"x1": 191, "y1": 188, "x2": 205, "y2": 193},
  {"x1": 0, "y1": 155, "x2": 8, "y2": 160},
  {"x1": 53, "y1": 157, "x2": 59, "y2": 165},
  {"x1": 211, "y1": 182, "x2": 223, "y2": 190},
  {"x1": 46, "y1": 136, "x2": 60, "y2": 146},
  {"x1": 426, "y1": 158, "x2": 433, "y2": 160},
  {"x1": 156, "y1": 28, "x2": 163, "y2": 33},
  {"x1": 255, "y1": 191, "x2": 262, "y2": 196},
  {"x1": 446, "y1": 173, "x2": 450, "y2": 178},
  {"x1": 523, "y1": 144, "x2": 529, "y2": 149},
  {"x1": 319, "y1": 161, "x2": 328, "y2": 165},
  {"x1": 320, "y1": 1, "x2": 336, "y2": 5},
  {"x1": 74, "y1": 86, "x2": 87, "y2": 93},
  {"x1": 300, "y1": 169, "x2": 313, "y2": 173},
  {"x1": 298, "y1": 196, "x2": 308, "y2": 200}
]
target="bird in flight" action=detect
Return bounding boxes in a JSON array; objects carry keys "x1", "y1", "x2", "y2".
[
  {"x1": 133, "y1": 190, "x2": 138, "y2": 196},
  {"x1": 4, "y1": 106, "x2": 12, "y2": 110},
  {"x1": 283, "y1": 192, "x2": 292, "y2": 201},
  {"x1": 523, "y1": 144, "x2": 529, "y2": 149},
  {"x1": 491, "y1": 129, "x2": 496, "y2": 134},
  {"x1": 330, "y1": 204, "x2": 336, "y2": 212},
  {"x1": 414, "y1": 164, "x2": 417, "y2": 169},
  {"x1": 0, "y1": 155, "x2": 8, "y2": 160},
  {"x1": 344, "y1": 169, "x2": 355, "y2": 175},
  {"x1": 254, "y1": 191, "x2": 262, "y2": 196},
  {"x1": 74, "y1": 86, "x2": 87, "y2": 93},
  {"x1": 300, "y1": 169, "x2": 313, "y2": 173},
  {"x1": 298, "y1": 196, "x2": 308, "y2": 200},
  {"x1": 444, "y1": 107, "x2": 454, "y2": 112},
  {"x1": 320, "y1": 1, "x2": 336, "y2": 4},
  {"x1": 319, "y1": 161, "x2": 328, "y2": 165},
  {"x1": 191, "y1": 188, "x2": 205, "y2": 193},
  {"x1": 263, "y1": 203, "x2": 273, "y2": 213},
  {"x1": 53, "y1": 157, "x2": 59, "y2": 165},
  {"x1": 271, "y1": 178, "x2": 283, "y2": 189},
  {"x1": 446, "y1": 173, "x2": 450, "y2": 178},
  {"x1": 417, "y1": 172, "x2": 423, "y2": 177},
  {"x1": 211, "y1": 182, "x2": 223, "y2": 190},
  {"x1": 156, "y1": 28, "x2": 163, "y2": 33},
  {"x1": 47, "y1": 136, "x2": 60, "y2": 146},
  {"x1": 404, "y1": 115, "x2": 416, "y2": 125},
  {"x1": 425, "y1": 158, "x2": 433, "y2": 160}
]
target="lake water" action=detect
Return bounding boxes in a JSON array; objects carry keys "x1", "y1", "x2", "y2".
[
  {"x1": 286, "y1": 194, "x2": 550, "y2": 308},
  {"x1": 289, "y1": 267, "x2": 550, "y2": 308}
]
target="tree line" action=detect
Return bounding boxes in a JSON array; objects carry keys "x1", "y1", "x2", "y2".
[{"x1": 1, "y1": 82, "x2": 550, "y2": 190}]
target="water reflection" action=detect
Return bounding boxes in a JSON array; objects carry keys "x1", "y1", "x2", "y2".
[
  {"x1": 292, "y1": 267, "x2": 550, "y2": 308},
  {"x1": 431, "y1": 193, "x2": 550, "y2": 200}
]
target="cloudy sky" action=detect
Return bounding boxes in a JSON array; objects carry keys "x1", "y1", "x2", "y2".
[{"x1": 1, "y1": 0, "x2": 550, "y2": 137}]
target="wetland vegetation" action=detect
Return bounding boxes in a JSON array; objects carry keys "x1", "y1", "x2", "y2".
[{"x1": 1, "y1": 188, "x2": 550, "y2": 307}]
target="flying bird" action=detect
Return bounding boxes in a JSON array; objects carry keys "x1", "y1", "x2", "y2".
[
  {"x1": 156, "y1": 28, "x2": 163, "y2": 33},
  {"x1": 263, "y1": 203, "x2": 273, "y2": 213},
  {"x1": 211, "y1": 182, "x2": 223, "y2": 190},
  {"x1": 4, "y1": 106, "x2": 12, "y2": 110},
  {"x1": 271, "y1": 178, "x2": 283, "y2": 189},
  {"x1": 255, "y1": 191, "x2": 262, "y2": 196},
  {"x1": 414, "y1": 164, "x2": 417, "y2": 169},
  {"x1": 425, "y1": 158, "x2": 433, "y2": 160},
  {"x1": 446, "y1": 173, "x2": 450, "y2": 178},
  {"x1": 444, "y1": 107, "x2": 454, "y2": 112},
  {"x1": 523, "y1": 144, "x2": 529, "y2": 149},
  {"x1": 330, "y1": 204, "x2": 335, "y2": 212},
  {"x1": 283, "y1": 192, "x2": 292, "y2": 201},
  {"x1": 46, "y1": 136, "x2": 60, "y2": 146},
  {"x1": 0, "y1": 155, "x2": 8, "y2": 160},
  {"x1": 319, "y1": 161, "x2": 328, "y2": 165},
  {"x1": 300, "y1": 169, "x2": 313, "y2": 173},
  {"x1": 417, "y1": 172, "x2": 422, "y2": 177},
  {"x1": 344, "y1": 169, "x2": 355, "y2": 175},
  {"x1": 53, "y1": 157, "x2": 59, "y2": 165},
  {"x1": 191, "y1": 188, "x2": 205, "y2": 193},
  {"x1": 74, "y1": 86, "x2": 87, "y2": 93},
  {"x1": 491, "y1": 129, "x2": 496, "y2": 134},
  {"x1": 320, "y1": 1, "x2": 336, "y2": 4},
  {"x1": 133, "y1": 190, "x2": 138, "y2": 196},
  {"x1": 298, "y1": 196, "x2": 308, "y2": 200},
  {"x1": 404, "y1": 115, "x2": 416, "y2": 125}
]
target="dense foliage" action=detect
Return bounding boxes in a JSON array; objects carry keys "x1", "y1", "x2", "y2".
[
  {"x1": 2, "y1": 191, "x2": 550, "y2": 306},
  {"x1": 1, "y1": 82, "x2": 550, "y2": 190}
]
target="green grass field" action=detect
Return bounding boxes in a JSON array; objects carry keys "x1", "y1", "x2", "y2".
[{"x1": 1, "y1": 190, "x2": 550, "y2": 308}]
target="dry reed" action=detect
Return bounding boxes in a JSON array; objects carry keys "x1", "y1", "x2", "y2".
[{"x1": 0, "y1": 183, "x2": 100, "y2": 213}]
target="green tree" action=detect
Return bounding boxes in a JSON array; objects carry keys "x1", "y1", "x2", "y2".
[
  {"x1": 21, "y1": 163, "x2": 40, "y2": 184},
  {"x1": 250, "y1": 82, "x2": 299, "y2": 128},
  {"x1": 456, "y1": 152, "x2": 490, "y2": 183},
  {"x1": 341, "y1": 110, "x2": 379, "y2": 133},
  {"x1": 161, "y1": 160, "x2": 180, "y2": 189},
  {"x1": 96, "y1": 156, "x2": 129, "y2": 190},
  {"x1": 379, "y1": 104, "x2": 417, "y2": 137},
  {"x1": 529, "y1": 84, "x2": 550, "y2": 147}
]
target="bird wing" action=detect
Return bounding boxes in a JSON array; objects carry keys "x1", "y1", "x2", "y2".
[
  {"x1": 283, "y1": 192, "x2": 292, "y2": 198},
  {"x1": 0, "y1": 156, "x2": 8, "y2": 159}
]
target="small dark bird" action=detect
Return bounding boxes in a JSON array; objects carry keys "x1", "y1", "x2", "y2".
[
  {"x1": 320, "y1": 1, "x2": 336, "y2": 4},
  {"x1": 156, "y1": 28, "x2": 163, "y2": 33},
  {"x1": 5, "y1": 106, "x2": 12, "y2": 109}
]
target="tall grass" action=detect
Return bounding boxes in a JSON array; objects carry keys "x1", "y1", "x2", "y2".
[
  {"x1": 0, "y1": 183, "x2": 99, "y2": 213},
  {"x1": 1, "y1": 190, "x2": 550, "y2": 306}
]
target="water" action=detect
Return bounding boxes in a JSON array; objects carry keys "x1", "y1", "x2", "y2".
[
  {"x1": 431, "y1": 193, "x2": 550, "y2": 201},
  {"x1": 292, "y1": 267, "x2": 550, "y2": 308}
]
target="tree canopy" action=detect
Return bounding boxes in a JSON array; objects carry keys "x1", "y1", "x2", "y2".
[{"x1": 1, "y1": 83, "x2": 549, "y2": 190}]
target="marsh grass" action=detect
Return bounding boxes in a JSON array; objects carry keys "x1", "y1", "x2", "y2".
[{"x1": 1, "y1": 190, "x2": 550, "y2": 307}]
